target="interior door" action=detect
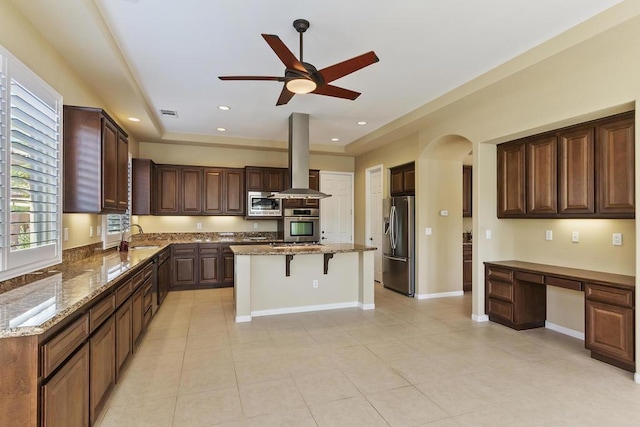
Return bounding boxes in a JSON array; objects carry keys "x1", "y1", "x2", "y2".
[
  {"x1": 366, "y1": 166, "x2": 383, "y2": 282},
  {"x1": 320, "y1": 172, "x2": 353, "y2": 243}
]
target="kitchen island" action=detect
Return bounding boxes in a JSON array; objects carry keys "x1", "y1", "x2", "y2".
[{"x1": 230, "y1": 243, "x2": 376, "y2": 322}]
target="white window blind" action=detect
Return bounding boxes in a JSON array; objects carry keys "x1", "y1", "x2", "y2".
[
  {"x1": 0, "y1": 45, "x2": 62, "y2": 280},
  {"x1": 102, "y1": 155, "x2": 131, "y2": 248}
]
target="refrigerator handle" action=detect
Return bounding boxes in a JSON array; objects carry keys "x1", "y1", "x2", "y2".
[
  {"x1": 383, "y1": 255, "x2": 407, "y2": 262},
  {"x1": 389, "y1": 205, "x2": 397, "y2": 250}
]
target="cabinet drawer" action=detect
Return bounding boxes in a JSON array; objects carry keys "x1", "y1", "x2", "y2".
[
  {"x1": 115, "y1": 278, "x2": 133, "y2": 307},
  {"x1": 172, "y1": 244, "x2": 197, "y2": 256},
  {"x1": 488, "y1": 298, "x2": 513, "y2": 322},
  {"x1": 487, "y1": 280, "x2": 514, "y2": 302},
  {"x1": 486, "y1": 266, "x2": 514, "y2": 283},
  {"x1": 41, "y1": 314, "x2": 89, "y2": 378},
  {"x1": 546, "y1": 276, "x2": 582, "y2": 291},
  {"x1": 143, "y1": 307, "x2": 152, "y2": 329},
  {"x1": 143, "y1": 263, "x2": 153, "y2": 280},
  {"x1": 132, "y1": 270, "x2": 144, "y2": 291},
  {"x1": 585, "y1": 283, "x2": 633, "y2": 308},
  {"x1": 515, "y1": 271, "x2": 544, "y2": 284},
  {"x1": 144, "y1": 290, "x2": 152, "y2": 311},
  {"x1": 89, "y1": 294, "x2": 115, "y2": 334},
  {"x1": 199, "y1": 244, "x2": 220, "y2": 256},
  {"x1": 143, "y1": 280, "x2": 152, "y2": 296}
]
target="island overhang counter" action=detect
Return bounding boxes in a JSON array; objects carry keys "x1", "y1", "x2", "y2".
[{"x1": 230, "y1": 243, "x2": 376, "y2": 322}]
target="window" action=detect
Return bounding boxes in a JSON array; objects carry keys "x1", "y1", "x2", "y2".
[
  {"x1": 0, "y1": 45, "x2": 62, "y2": 281},
  {"x1": 102, "y1": 154, "x2": 131, "y2": 248}
]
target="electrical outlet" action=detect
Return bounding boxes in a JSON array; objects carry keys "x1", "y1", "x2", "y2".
[
  {"x1": 89, "y1": 226, "x2": 93, "y2": 238},
  {"x1": 545, "y1": 230, "x2": 553, "y2": 240},
  {"x1": 196, "y1": 223, "x2": 202, "y2": 230},
  {"x1": 312, "y1": 279, "x2": 318, "y2": 288},
  {"x1": 613, "y1": 233, "x2": 623, "y2": 246},
  {"x1": 96, "y1": 225, "x2": 101, "y2": 235},
  {"x1": 425, "y1": 227, "x2": 432, "y2": 236},
  {"x1": 571, "y1": 231, "x2": 579, "y2": 243},
  {"x1": 254, "y1": 223, "x2": 259, "y2": 230}
]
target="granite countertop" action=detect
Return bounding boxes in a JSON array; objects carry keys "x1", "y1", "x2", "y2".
[
  {"x1": 0, "y1": 246, "x2": 165, "y2": 339},
  {"x1": 230, "y1": 243, "x2": 376, "y2": 255}
]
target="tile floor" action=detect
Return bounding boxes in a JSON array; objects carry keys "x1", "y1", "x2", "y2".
[{"x1": 96, "y1": 284, "x2": 640, "y2": 426}]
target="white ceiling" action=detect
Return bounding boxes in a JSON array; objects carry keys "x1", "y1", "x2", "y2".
[{"x1": 13, "y1": 0, "x2": 622, "y2": 153}]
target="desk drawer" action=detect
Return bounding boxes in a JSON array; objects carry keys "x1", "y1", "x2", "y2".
[
  {"x1": 515, "y1": 271, "x2": 544, "y2": 284},
  {"x1": 487, "y1": 298, "x2": 513, "y2": 322},
  {"x1": 41, "y1": 314, "x2": 89, "y2": 378},
  {"x1": 486, "y1": 266, "x2": 514, "y2": 283},
  {"x1": 89, "y1": 294, "x2": 115, "y2": 333},
  {"x1": 546, "y1": 276, "x2": 582, "y2": 291},
  {"x1": 585, "y1": 283, "x2": 633, "y2": 308},
  {"x1": 487, "y1": 279, "x2": 514, "y2": 302}
]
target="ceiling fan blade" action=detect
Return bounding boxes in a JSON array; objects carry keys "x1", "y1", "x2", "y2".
[
  {"x1": 218, "y1": 76, "x2": 283, "y2": 81},
  {"x1": 312, "y1": 84, "x2": 361, "y2": 100},
  {"x1": 318, "y1": 51, "x2": 379, "y2": 84},
  {"x1": 276, "y1": 86, "x2": 295, "y2": 106},
  {"x1": 262, "y1": 34, "x2": 306, "y2": 73}
]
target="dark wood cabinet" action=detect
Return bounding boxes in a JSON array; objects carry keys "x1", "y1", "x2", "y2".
[
  {"x1": 203, "y1": 168, "x2": 223, "y2": 214},
  {"x1": 462, "y1": 166, "x2": 472, "y2": 217},
  {"x1": 63, "y1": 105, "x2": 129, "y2": 214},
  {"x1": 585, "y1": 283, "x2": 635, "y2": 371},
  {"x1": 89, "y1": 316, "x2": 115, "y2": 425},
  {"x1": 198, "y1": 244, "x2": 220, "y2": 286},
  {"x1": 497, "y1": 111, "x2": 634, "y2": 219},
  {"x1": 390, "y1": 162, "x2": 415, "y2": 196},
  {"x1": 497, "y1": 142, "x2": 526, "y2": 217},
  {"x1": 283, "y1": 170, "x2": 321, "y2": 208},
  {"x1": 221, "y1": 245, "x2": 235, "y2": 286},
  {"x1": 203, "y1": 168, "x2": 246, "y2": 215},
  {"x1": 526, "y1": 135, "x2": 557, "y2": 215},
  {"x1": 463, "y1": 244, "x2": 472, "y2": 292},
  {"x1": 131, "y1": 286, "x2": 144, "y2": 349},
  {"x1": 132, "y1": 159, "x2": 157, "y2": 215},
  {"x1": 41, "y1": 343, "x2": 90, "y2": 427},
  {"x1": 115, "y1": 299, "x2": 132, "y2": 381},
  {"x1": 245, "y1": 166, "x2": 287, "y2": 192},
  {"x1": 171, "y1": 244, "x2": 198, "y2": 288},
  {"x1": 170, "y1": 243, "x2": 235, "y2": 289},
  {"x1": 558, "y1": 125, "x2": 595, "y2": 215},
  {"x1": 157, "y1": 248, "x2": 170, "y2": 306},
  {"x1": 156, "y1": 165, "x2": 180, "y2": 214},
  {"x1": 596, "y1": 115, "x2": 635, "y2": 217},
  {"x1": 181, "y1": 167, "x2": 203, "y2": 214}
]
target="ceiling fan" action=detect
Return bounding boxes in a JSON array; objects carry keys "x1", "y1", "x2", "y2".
[{"x1": 218, "y1": 19, "x2": 379, "y2": 106}]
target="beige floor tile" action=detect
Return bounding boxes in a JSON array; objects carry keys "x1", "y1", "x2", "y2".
[
  {"x1": 343, "y1": 364, "x2": 410, "y2": 394},
  {"x1": 125, "y1": 350, "x2": 185, "y2": 378},
  {"x1": 234, "y1": 357, "x2": 291, "y2": 386},
  {"x1": 182, "y1": 346, "x2": 233, "y2": 370},
  {"x1": 186, "y1": 333, "x2": 231, "y2": 352},
  {"x1": 238, "y1": 378, "x2": 306, "y2": 418},
  {"x1": 309, "y1": 396, "x2": 389, "y2": 427},
  {"x1": 97, "y1": 395, "x2": 176, "y2": 427},
  {"x1": 135, "y1": 336, "x2": 187, "y2": 356},
  {"x1": 107, "y1": 369, "x2": 181, "y2": 409},
  {"x1": 329, "y1": 344, "x2": 383, "y2": 370},
  {"x1": 287, "y1": 352, "x2": 338, "y2": 377},
  {"x1": 179, "y1": 361, "x2": 238, "y2": 395},
  {"x1": 144, "y1": 322, "x2": 190, "y2": 341},
  {"x1": 243, "y1": 407, "x2": 318, "y2": 427},
  {"x1": 365, "y1": 337, "x2": 423, "y2": 361},
  {"x1": 174, "y1": 387, "x2": 243, "y2": 426},
  {"x1": 293, "y1": 369, "x2": 361, "y2": 405},
  {"x1": 367, "y1": 385, "x2": 449, "y2": 426}
]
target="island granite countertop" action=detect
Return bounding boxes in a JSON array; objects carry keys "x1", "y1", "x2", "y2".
[{"x1": 230, "y1": 243, "x2": 376, "y2": 255}]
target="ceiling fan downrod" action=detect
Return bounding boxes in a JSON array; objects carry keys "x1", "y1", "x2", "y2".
[{"x1": 293, "y1": 19, "x2": 310, "y2": 63}]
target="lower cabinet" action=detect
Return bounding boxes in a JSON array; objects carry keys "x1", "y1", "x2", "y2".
[
  {"x1": 199, "y1": 244, "x2": 221, "y2": 286},
  {"x1": 222, "y1": 245, "x2": 235, "y2": 286},
  {"x1": 157, "y1": 248, "x2": 171, "y2": 305},
  {"x1": 462, "y1": 244, "x2": 472, "y2": 292},
  {"x1": 115, "y1": 299, "x2": 132, "y2": 381},
  {"x1": 171, "y1": 244, "x2": 198, "y2": 288},
  {"x1": 41, "y1": 343, "x2": 90, "y2": 427},
  {"x1": 171, "y1": 243, "x2": 235, "y2": 289},
  {"x1": 89, "y1": 317, "x2": 115, "y2": 424},
  {"x1": 132, "y1": 286, "x2": 144, "y2": 349}
]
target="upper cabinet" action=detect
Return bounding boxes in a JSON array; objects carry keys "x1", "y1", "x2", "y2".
[
  {"x1": 497, "y1": 111, "x2": 634, "y2": 219},
  {"x1": 245, "y1": 167, "x2": 287, "y2": 192},
  {"x1": 283, "y1": 170, "x2": 320, "y2": 208},
  {"x1": 462, "y1": 166, "x2": 472, "y2": 217},
  {"x1": 203, "y1": 168, "x2": 245, "y2": 215},
  {"x1": 63, "y1": 106, "x2": 129, "y2": 213},
  {"x1": 390, "y1": 162, "x2": 415, "y2": 196},
  {"x1": 132, "y1": 159, "x2": 156, "y2": 215}
]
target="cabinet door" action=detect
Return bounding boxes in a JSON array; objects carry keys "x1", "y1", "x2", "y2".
[
  {"x1": 462, "y1": 245, "x2": 472, "y2": 292},
  {"x1": 116, "y1": 132, "x2": 129, "y2": 212},
  {"x1": 265, "y1": 169, "x2": 286, "y2": 192},
  {"x1": 157, "y1": 253, "x2": 170, "y2": 306},
  {"x1": 246, "y1": 168, "x2": 264, "y2": 191},
  {"x1": 102, "y1": 119, "x2": 119, "y2": 211},
  {"x1": 181, "y1": 167, "x2": 202, "y2": 214},
  {"x1": 390, "y1": 169, "x2": 404, "y2": 196},
  {"x1": 585, "y1": 300, "x2": 634, "y2": 369},
  {"x1": 156, "y1": 166, "x2": 180, "y2": 214},
  {"x1": 41, "y1": 343, "x2": 89, "y2": 427},
  {"x1": 224, "y1": 169, "x2": 245, "y2": 214},
  {"x1": 403, "y1": 168, "x2": 415, "y2": 194},
  {"x1": 221, "y1": 246, "x2": 235, "y2": 286},
  {"x1": 132, "y1": 159, "x2": 156, "y2": 215},
  {"x1": 596, "y1": 114, "x2": 635, "y2": 216},
  {"x1": 199, "y1": 244, "x2": 220, "y2": 286},
  {"x1": 203, "y1": 168, "x2": 223, "y2": 214},
  {"x1": 462, "y1": 166, "x2": 472, "y2": 217},
  {"x1": 304, "y1": 170, "x2": 320, "y2": 208},
  {"x1": 115, "y1": 300, "x2": 132, "y2": 381},
  {"x1": 497, "y1": 142, "x2": 526, "y2": 217},
  {"x1": 90, "y1": 317, "x2": 115, "y2": 424},
  {"x1": 526, "y1": 136, "x2": 557, "y2": 215},
  {"x1": 171, "y1": 245, "x2": 198, "y2": 288},
  {"x1": 558, "y1": 126, "x2": 594, "y2": 214},
  {"x1": 131, "y1": 287, "x2": 144, "y2": 349}
]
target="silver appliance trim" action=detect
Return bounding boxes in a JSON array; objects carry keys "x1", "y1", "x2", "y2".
[{"x1": 247, "y1": 191, "x2": 282, "y2": 216}]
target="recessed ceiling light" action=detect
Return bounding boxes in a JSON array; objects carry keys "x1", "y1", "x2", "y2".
[
  {"x1": 128, "y1": 117, "x2": 140, "y2": 122},
  {"x1": 331, "y1": 138, "x2": 339, "y2": 142},
  {"x1": 357, "y1": 121, "x2": 367, "y2": 125},
  {"x1": 217, "y1": 127, "x2": 227, "y2": 132},
  {"x1": 218, "y1": 105, "x2": 230, "y2": 111}
]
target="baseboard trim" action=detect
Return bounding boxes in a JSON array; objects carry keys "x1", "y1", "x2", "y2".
[
  {"x1": 634, "y1": 372, "x2": 640, "y2": 384},
  {"x1": 235, "y1": 315, "x2": 252, "y2": 323},
  {"x1": 472, "y1": 314, "x2": 489, "y2": 322},
  {"x1": 415, "y1": 290, "x2": 464, "y2": 300},
  {"x1": 359, "y1": 303, "x2": 375, "y2": 310},
  {"x1": 251, "y1": 301, "x2": 360, "y2": 318},
  {"x1": 545, "y1": 321, "x2": 585, "y2": 341}
]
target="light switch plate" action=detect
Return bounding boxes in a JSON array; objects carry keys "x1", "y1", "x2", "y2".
[
  {"x1": 89, "y1": 226, "x2": 93, "y2": 238},
  {"x1": 439, "y1": 210, "x2": 449, "y2": 217},
  {"x1": 571, "y1": 231, "x2": 579, "y2": 243},
  {"x1": 613, "y1": 233, "x2": 623, "y2": 246},
  {"x1": 545, "y1": 230, "x2": 553, "y2": 240},
  {"x1": 485, "y1": 229, "x2": 492, "y2": 240},
  {"x1": 196, "y1": 223, "x2": 202, "y2": 230},
  {"x1": 63, "y1": 228, "x2": 69, "y2": 242},
  {"x1": 425, "y1": 227, "x2": 432, "y2": 236}
]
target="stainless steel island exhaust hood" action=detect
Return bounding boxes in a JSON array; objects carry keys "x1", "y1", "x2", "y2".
[{"x1": 269, "y1": 113, "x2": 331, "y2": 200}]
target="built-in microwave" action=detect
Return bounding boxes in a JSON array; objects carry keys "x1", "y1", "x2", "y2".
[
  {"x1": 247, "y1": 191, "x2": 282, "y2": 216},
  {"x1": 281, "y1": 208, "x2": 320, "y2": 243}
]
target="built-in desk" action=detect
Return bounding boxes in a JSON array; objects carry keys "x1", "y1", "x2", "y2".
[{"x1": 484, "y1": 261, "x2": 635, "y2": 372}]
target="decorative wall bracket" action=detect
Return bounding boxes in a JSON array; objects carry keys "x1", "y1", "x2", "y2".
[
  {"x1": 323, "y1": 253, "x2": 334, "y2": 274},
  {"x1": 285, "y1": 254, "x2": 294, "y2": 277}
]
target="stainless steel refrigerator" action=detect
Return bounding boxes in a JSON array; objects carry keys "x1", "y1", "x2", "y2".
[{"x1": 382, "y1": 196, "x2": 415, "y2": 296}]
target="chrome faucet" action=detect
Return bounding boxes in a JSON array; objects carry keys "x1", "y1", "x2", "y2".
[{"x1": 119, "y1": 224, "x2": 144, "y2": 252}]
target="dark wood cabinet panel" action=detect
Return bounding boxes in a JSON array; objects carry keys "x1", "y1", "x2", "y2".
[
  {"x1": 156, "y1": 166, "x2": 180, "y2": 214},
  {"x1": 497, "y1": 142, "x2": 526, "y2": 217},
  {"x1": 245, "y1": 167, "x2": 287, "y2": 193},
  {"x1": 526, "y1": 135, "x2": 557, "y2": 215},
  {"x1": 115, "y1": 300, "x2": 132, "y2": 381},
  {"x1": 283, "y1": 170, "x2": 321, "y2": 208},
  {"x1": 41, "y1": 343, "x2": 90, "y2": 427},
  {"x1": 222, "y1": 246, "x2": 235, "y2": 286},
  {"x1": 132, "y1": 159, "x2": 156, "y2": 215},
  {"x1": 463, "y1": 244, "x2": 472, "y2": 292},
  {"x1": 199, "y1": 244, "x2": 220, "y2": 286},
  {"x1": 157, "y1": 249, "x2": 170, "y2": 305},
  {"x1": 224, "y1": 169, "x2": 245, "y2": 214},
  {"x1": 246, "y1": 168, "x2": 265, "y2": 191},
  {"x1": 63, "y1": 106, "x2": 129, "y2": 214},
  {"x1": 558, "y1": 126, "x2": 595, "y2": 214},
  {"x1": 390, "y1": 162, "x2": 415, "y2": 196},
  {"x1": 131, "y1": 287, "x2": 144, "y2": 349},
  {"x1": 202, "y1": 168, "x2": 245, "y2": 215},
  {"x1": 203, "y1": 169, "x2": 223, "y2": 214},
  {"x1": 89, "y1": 317, "x2": 115, "y2": 425},
  {"x1": 265, "y1": 169, "x2": 286, "y2": 192},
  {"x1": 181, "y1": 168, "x2": 203, "y2": 214},
  {"x1": 462, "y1": 166, "x2": 472, "y2": 217},
  {"x1": 171, "y1": 244, "x2": 198, "y2": 288},
  {"x1": 596, "y1": 114, "x2": 635, "y2": 216}
]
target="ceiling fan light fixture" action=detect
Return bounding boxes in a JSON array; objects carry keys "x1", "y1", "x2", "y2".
[{"x1": 286, "y1": 78, "x2": 316, "y2": 94}]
